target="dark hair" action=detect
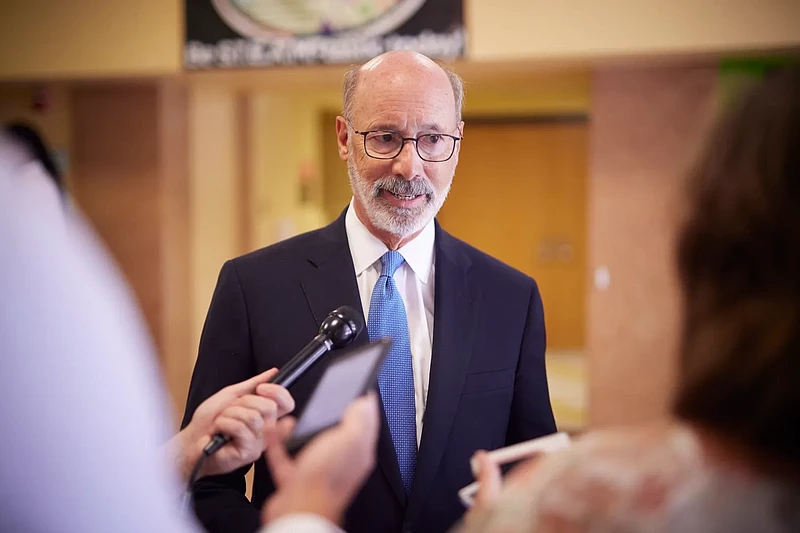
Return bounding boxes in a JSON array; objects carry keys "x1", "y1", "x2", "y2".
[
  {"x1": 673, "y1": 67, "x2": 800, "y2": 467},
  {"x1": 3, "y1": 121, "x2": 64, "y2": 192}
]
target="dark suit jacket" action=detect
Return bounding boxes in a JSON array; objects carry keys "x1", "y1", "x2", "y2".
[{"x1": 181, "y1": 209, "x2": 556, "y2": 533}]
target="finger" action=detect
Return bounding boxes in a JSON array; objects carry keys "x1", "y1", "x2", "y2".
[
  {"x1": 234, "y1": 395, "x2": 279, "y2": 425},
  {"x1": 263, "y1": 417, "x2": 295, "y2": 450},
  {"x1": 341, "y1": 392, "x2": 381, "y2": 449},
  {"x1": 217, "y1": 405, "x2": 265, "y2": 437},
  {"x1": 219, "y1": 368, "x2": 280, "y2": 399},
  {"x1": 473, "y1": 451, "x2": 502, "y2": 508},
  {"x1": 254, "y1": 383, "x2": 295, "y2": 416},
  {"x1": 263, "y1": 418, "x2": 297, "y2": 488},
  {"x1": 264, "y1": 416, "x2": 297, "y2": 450},
  {"x1": 324, "y1": 392, "x2": 380, "y2": 477},
  {"x1": 214, "y1": 416, "x2": 257, "y2": 447},
  {"x1": 505, "y1": 454, "x2": 543, "y2": 486},
  {"x1": 277, "y1": 417, "x2": 296, "y2": 441},
  {"x1": 262, "y1": 417, "x2": 296, "y2": 450}
]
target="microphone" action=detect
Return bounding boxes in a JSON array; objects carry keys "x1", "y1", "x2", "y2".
[{"x1": 201, "y1": 306, "x2": 364, "y2": 457}]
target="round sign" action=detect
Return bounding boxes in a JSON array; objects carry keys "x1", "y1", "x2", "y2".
[{"x1": 211, "y1": 0, "x2": 428, "y2": 41}]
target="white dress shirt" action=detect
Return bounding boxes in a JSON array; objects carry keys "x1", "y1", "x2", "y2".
[{"x1": 345, "y1": 199, "x2": 436, "y2": 445}]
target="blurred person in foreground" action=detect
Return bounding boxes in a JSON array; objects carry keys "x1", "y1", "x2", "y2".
[
  {"x1": 1, "y1": 121, "x2": 66, "y2": 223},
  {"x1": 0, "y1": 130, "x2": 379, "y2": 533},
  {"x1": 458, "y1": 67, "x2": 800, "y2": 533},
  {"x1": 3, "y1": 121, "x2": 65, "y2": 193}
]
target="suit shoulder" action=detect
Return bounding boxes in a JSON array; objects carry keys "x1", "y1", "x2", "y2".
[
  {"x1": 226, "y1": 225, "x2": 334, "y2": 275},
  {"x1": 446, "y1": 233, "x2": 539, "y2": 291}
]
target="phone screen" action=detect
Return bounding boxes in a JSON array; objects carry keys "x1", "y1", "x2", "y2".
[{"x1": 289, "y1": 339, "x2": 389, "y2": 448}]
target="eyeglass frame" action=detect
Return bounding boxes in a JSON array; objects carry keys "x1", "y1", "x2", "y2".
[{"x1": 348, "y1": 121, "x2": 463, "y2": 163}]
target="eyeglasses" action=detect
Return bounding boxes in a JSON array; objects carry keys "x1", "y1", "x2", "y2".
[{"x1": 350, "y1": 124, "x2": 462, "y2": 162}]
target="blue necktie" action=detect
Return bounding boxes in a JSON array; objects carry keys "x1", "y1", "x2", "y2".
[{"x1": 368, "y1": 250, "x2": 417, "y2": 496}]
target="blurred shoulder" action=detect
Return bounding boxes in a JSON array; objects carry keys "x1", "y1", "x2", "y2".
[{"x1": 466, "y1": 423, "x2": 704, "y2": 533}]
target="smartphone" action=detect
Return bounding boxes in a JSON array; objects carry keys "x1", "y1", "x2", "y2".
[
  {"x1": 458, "y1": 431, "x2": 571, "y2": 508},
  {"x1": 286, "y1": 337, "x2": 391, "y2": 452}
]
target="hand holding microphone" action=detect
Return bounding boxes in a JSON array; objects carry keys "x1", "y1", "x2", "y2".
[
  {"x1": 186, "y1": 306, "x2": 364, "y2": 491},
  {"x1": 173, "y1": 368, "x2": 295, "y2": 483}
]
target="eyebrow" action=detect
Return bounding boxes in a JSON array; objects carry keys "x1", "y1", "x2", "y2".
[
  {"x1": 363, "y1": 122, "x2": 447, "y2": 133},
  {"x1": 419, "y1": 123, "x2": 446, "y2": 133},
  {"x1": 364, "y1": 123, "x2": 400, "y2": 132}
]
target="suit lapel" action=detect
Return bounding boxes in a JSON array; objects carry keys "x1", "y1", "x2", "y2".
[
  {"x1": 300, "y1": 209, "x2": 407, "y2": 507},
  {"x1": 299, "y1": 222, "x2": 363, "y2": 341},
  {"x1": 406, "y1": 224, "x2": 479, "y2": 523}
]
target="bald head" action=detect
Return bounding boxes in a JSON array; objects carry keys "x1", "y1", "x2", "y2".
[
  {"x1": 336, "y1": 51, "x2": 464, "y2": 248},
  {"x1": 342, "y1": 51, "x2": 464, "y2": 124}
]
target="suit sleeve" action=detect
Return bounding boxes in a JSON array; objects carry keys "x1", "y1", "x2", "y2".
[
  {"x1": 181, "y1": 260, "x2": 261, "y2": 533},
  {"x1": 506, "y1": 279, "x2": 558, "y2": 445}
]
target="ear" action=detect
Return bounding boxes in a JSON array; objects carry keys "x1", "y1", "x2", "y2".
[
  {"x1": 453, "y1": 120, "x2": 465, "y2": 159},
  {"x1": 336, "y1": 116, "x2": 350, "y2": 161}
]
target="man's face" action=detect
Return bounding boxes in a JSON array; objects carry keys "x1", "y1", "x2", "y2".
[{"x1": 337, "y1": 64, "x2": 463, "y2": 239}]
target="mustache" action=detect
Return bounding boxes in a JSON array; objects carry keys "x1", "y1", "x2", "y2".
[{"x1": 373, "y1": 176, "x2": 434, "y2": 197}]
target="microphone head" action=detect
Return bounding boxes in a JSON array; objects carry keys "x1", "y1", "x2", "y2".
[{"x1": 319, "y1": 305, "x2": 364, "y2": 349}]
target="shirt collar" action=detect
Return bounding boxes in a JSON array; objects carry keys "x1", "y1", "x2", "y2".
[{"x1": 345, "y1": 198, "x2": 435, "y2": 284}]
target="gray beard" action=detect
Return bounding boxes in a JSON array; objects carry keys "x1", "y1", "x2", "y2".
[{"x1": 347, "y1": 155, "x2": 451, "y2": 238}]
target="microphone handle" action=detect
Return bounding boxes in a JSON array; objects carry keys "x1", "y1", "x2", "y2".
[
  {"x1": 269, "y1": 333, "x2": 333, "y2": 388},
  {"x1": 203, "y1": 333, "x2": 333, "y2": 456}
]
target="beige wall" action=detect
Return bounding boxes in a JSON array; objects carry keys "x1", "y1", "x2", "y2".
[
  {"x1": 64, "y1": 81, "x2": 261, "y2": 421},
  {"x1": 2, "y1": 1, "x2": 799, "y2": 80},
  {"x1": 187, "y1": 85, "x2": 246, "y2": 349},
  {"x1": 0, "y1": 1, "x2": 182, "y2": 80},
  {"x1": 246, "y1": 93, "x2": 327, "y2": 250},
  {"x1": 469, "y1": 0, "x2": 800, "y2": 61},
  {"x1": 71, "y1": 84, "x2": 165, "y2": 352},
  {"x1": 69, "y1": 81, "x2": 193, "y2": 422},
  {"x1": 159, "y1": 81, "x2": 193, "y2": 422},
  {"x1": 587, "y1": 64, "x2": 719, "y2": 428}
]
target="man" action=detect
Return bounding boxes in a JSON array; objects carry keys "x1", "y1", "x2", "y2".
[{"x1": 182, "y1": 50, "x2": 557, "y2": 533}]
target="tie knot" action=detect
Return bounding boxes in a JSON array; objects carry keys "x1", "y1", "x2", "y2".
[{"x1": 380, "y1": 250, "x2": 405, "y2": 278}]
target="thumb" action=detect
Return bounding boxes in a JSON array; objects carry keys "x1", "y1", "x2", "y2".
[
  {"x1": 264, "y1": 417, "x2": 297, "y2": 488},
  {"x1": 340, "y1": 392, "x2": 380, "y2": 446},
  {"x1": 473, "y1": 451, "x2": 502, "y2": 509}
]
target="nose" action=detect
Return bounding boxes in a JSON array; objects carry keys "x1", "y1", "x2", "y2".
[{"x1": 391, "y1": 140, "x2": 423, "y2": 180}]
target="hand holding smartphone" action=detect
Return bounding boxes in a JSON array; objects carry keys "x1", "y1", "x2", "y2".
[
  {"x1": 286, "y1": 338, "x2": 391, "y2": 452},
  {"x1": 458, "y1": 432, "x2": 571, "y2": 508}
]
